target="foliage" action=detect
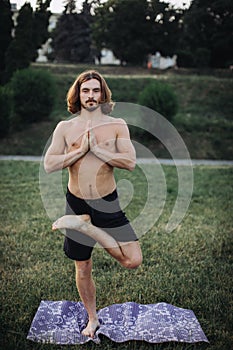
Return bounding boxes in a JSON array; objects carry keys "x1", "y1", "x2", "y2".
[
  {"x1": 181, "y1": 0, "x2": 233, "y2": 68},
  {"x1": 63, "y1": 0, "x2": 77, "y2": 14},
  {"x1": 0, "y1": 161, "x2": 233, "y2": 350},
  {"x1": 1, "y1": 0, "x2": 232, "y2": 77},
  {"x1": 4, "y1": 1, "x2": 51, "y2": 82},
  {"x1": 92, "y1": 0, "x2": 184, "y2": 65},
  {"x1": 195, "y1": 47, "x2": 211, "y2": 68},
  {"x1": 92, "y1": 0, "x2": 232, "y2": 67},
  {"x1": 33, "y1": 0, "x2": 52, "y2": 55},
  {"x1": 1, "y1": 0, "x2": 231, "y2": 72},
  {"x1": 93, "y1": 0, "x2": 151, "y2": 65},
  {"x1": 4, "y1": 3, "x2": 35, "y2": 81},
  {"x1": 146, "y1": 0, "x2": 184, "y2": 57},
  {"x1": 10, "y1": 68, "x2": 56, "y2": 128},
  {"x1": 138, "y1": 81, "x2": 178, "y2": 122},
  {"x1": 0, "y1": 85, "x2": 12, "y2": 137},
  {"x1": 0, "y1": 65, "x2": 232, "y2": 159},
  {"x1": 176, "y1": 49, "x2": 195, "y2": 68},
  {"x1": 51, "y1": 0, "x2": 94, "y2": 63},
  {"x1": 0, "y1": 0, "x2": 14, "y2": 84}
]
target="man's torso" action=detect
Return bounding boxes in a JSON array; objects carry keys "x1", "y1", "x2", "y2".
[{"x1": 64, "y1": 116, "x2": 120, "y2": 199}]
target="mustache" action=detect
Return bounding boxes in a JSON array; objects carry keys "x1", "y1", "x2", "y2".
[{"x1": 86, "y1": 98, "x2": 97, "y2": 103}]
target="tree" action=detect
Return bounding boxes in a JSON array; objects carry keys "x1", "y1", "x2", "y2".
[
  {"x1": 64, "y1": 0, "x2": 77, "y2": 14},
  {"x1": 181, "y1": 0, "x2": 233, "y2": 68},
  {"x1": 51, "y1": 0, "x2": 94, "y2": 63},
  {"x1": 33, "y1": 0, "x2": 52, "y2": 61},
  {"x1": 0, "y1": 0, "x2": 14, "y2": 84},
  {"x1": 92, "y1": 0, "x2": 184, "y2": 65},
  {"x1": 4, "y1": 3, "x2": 35, "y2": 81},
  {"x1": 145, "y1": 0, "x2": 185, "y2": 57},
  {"x1": 4, "y1": 1, "x2": 52, "y2": 81},
  {"x1": 93, "y1": 0, "x2": 151, "y2": 65}
]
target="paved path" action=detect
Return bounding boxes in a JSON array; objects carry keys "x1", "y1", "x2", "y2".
[{"x1": 0, "y1": 155, "x2": 232, "y2": 166}]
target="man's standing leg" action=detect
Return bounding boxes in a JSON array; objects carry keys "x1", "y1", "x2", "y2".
[{"x1": 74, "y1": 259, "x2": 100, "y2": 338}]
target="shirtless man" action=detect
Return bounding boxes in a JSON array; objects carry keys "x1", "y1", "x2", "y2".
[{"x1": 44, "y1": 70, "x2": 142, "y2": 339}]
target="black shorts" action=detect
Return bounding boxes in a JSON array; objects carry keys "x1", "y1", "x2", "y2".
[{"x1": 63, "y1": 187, "x2": 138, "y2": 261}]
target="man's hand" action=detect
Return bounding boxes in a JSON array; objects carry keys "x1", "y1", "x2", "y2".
[
  {"x1": 68, "y1": 120, "x2": 90, "y2": 155},
  {"x1": 89, "y1": 126, "x2": 98, "y2": 154},
  {"x1": 88, "y1": 121, "x2": 135, "y2": 171},
  {"x1": 79, "y1": 120, "x2": 91, "y2": 154},
  {"x1": 80, "y1": 130, "x2": 90, "y2": 154}
]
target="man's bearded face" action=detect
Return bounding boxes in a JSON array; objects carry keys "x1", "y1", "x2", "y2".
[{"x1": 80, "y1": 79, "x2": 102, "y2": 112}]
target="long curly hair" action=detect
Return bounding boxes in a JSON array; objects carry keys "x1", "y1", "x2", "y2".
[{"x1": 66, "y1": 70, "x2": 114, "y2": 114}]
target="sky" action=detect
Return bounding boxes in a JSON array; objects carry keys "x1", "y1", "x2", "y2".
[{"x1": 11, "y1": 0, "x2": 192, "y2": 13}]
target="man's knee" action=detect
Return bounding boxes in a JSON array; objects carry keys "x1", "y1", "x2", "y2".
[
  {"x1": 122, "y1": 255, "x2": 142, "y2": 269},
  {"x1": 75, "y1": 259, "x2": 92, "y2": 279}
]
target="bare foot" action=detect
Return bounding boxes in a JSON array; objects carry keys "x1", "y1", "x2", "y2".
[
  {"x1": 82, "y1": 319, "x2": 100, "y2": 338},
  {"x1": 52, "y1": 214, "x2": 91, "y2": 231},
  {"x1": 52, "y1": 213, "x2": 119, "y2": 249}
]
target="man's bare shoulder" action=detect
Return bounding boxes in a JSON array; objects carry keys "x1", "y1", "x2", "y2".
[
  {"x1": 103, "y1": 115, "x2": 127, "y2": 125},
  {"x1": 54, "y1": 117, "x2": 79, "y2": 132}
]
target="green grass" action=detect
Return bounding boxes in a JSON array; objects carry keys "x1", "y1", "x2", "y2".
[
  {"x1": 0, "y1": 160, "x2": 233, "y2": 349},
  {"x1": 0, "y1": 64, "x2": 232, "y2": 159}
]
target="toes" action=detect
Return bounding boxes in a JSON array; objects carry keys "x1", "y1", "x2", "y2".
[
  {"x1": 52, "y1": 220, "x2": 59, "y2": 230},
  {"x1": 51, "y1": 215, "x2": 90, "y2": 232},
  {"x1": 82, "y1": 330, "x2": 92, "y2": 338},
  {"x1": 81, "y1": 329, "x2": 90, "y2": 338},
  {"x1": 52, "y1": 217, "x2": 65, "y2": 230},
  {"x1": 81, "y1": 322, "x2": 100, "y2": 338}
]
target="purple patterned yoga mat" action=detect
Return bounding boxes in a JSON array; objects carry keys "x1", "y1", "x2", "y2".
[{"x1": 27, "y1": 300, "x2": 209, "y2": 345}]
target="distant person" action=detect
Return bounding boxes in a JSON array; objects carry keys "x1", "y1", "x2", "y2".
[{"x1": 44, "y1": 70, "x2": 142, "y2": 338}]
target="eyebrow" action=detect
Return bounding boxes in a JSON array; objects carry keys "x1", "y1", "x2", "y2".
[{"x1": 81, "y1": 87, "x2": 101, "y2": 91}]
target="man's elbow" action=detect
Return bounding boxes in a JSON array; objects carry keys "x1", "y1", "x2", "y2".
[
  {"x1": 126, "y1": 159, "x2": 136, "y2": 171},
  {"x1": 44, "y1": 163, "x2": 53, "y2": 174},
  {"x1": 44, "y1": 158, "x2": 55, "y2": 174}
]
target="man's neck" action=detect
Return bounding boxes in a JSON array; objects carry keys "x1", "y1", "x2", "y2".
[{"x1": 80, "y1": 106, "x2": 104, "y2": 120}]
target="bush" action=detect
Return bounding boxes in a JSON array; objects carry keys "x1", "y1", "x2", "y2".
[
  {"x1": 176, "y1": 50, "x2": 195, "y2": 68},
  {"x1": 138, "y1": 81, "x2": 178, "y2": 122},
  {"x1": 107, "y1": 78, "x2": 152, "y2": 103},
  {"x1": 194, "y1": 47, "x2": 211, "y2": 68},
  {"x1": 0, "y1": 86, "x2": 12, "y2": 138},
  {"x1": 10, "y1": 68, "x2": 56, "y2": 128}
]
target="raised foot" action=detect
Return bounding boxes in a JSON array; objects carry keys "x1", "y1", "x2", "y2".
[
  {"x1": 52, "y1": 214, "x2": 91, "y2": 231},
  {"x1": 82, "y1": 319, "x2": 100, "y2": 338}
]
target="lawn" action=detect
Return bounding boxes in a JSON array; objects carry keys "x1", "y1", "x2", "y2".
[{"x1": 0, "y1": 160, "x2": 232, "y2": 349}]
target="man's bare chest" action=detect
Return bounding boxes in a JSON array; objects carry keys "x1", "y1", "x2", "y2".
[{"x1": 65, "y1": 123, "x2": 117, "y2": 150}]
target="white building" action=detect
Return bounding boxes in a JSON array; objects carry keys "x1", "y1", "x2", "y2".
[
  {"x1": 148, "y1": 52, "x2": 177, "y2": 70},
  {"x1": 95, "y1": 48, "x2": 121, "y2": 65}
]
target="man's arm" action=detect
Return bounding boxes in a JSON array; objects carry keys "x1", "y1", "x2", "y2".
[
  {"x1": 44, "y1": 121, "x2": 89, "y2": 173},
  {"x1": 90, "y1": 119, "x2": 136, "y2": 171}
]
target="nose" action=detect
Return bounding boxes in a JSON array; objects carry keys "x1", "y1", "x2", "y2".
[{"x1": 88, "y1": 89, "x2": 94, "y2": 98}]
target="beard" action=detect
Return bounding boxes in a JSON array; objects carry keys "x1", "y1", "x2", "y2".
[
  {"x1": 82, "y1": 99, "x2": 100, "y2": 112},
  {"x1": 85, "y1": 105, "x2": 100, "y2": 112}
]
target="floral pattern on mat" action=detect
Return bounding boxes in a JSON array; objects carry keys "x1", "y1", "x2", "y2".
[{"x1": 27, "y1": 300, "x2": 209, "y2": 344}]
